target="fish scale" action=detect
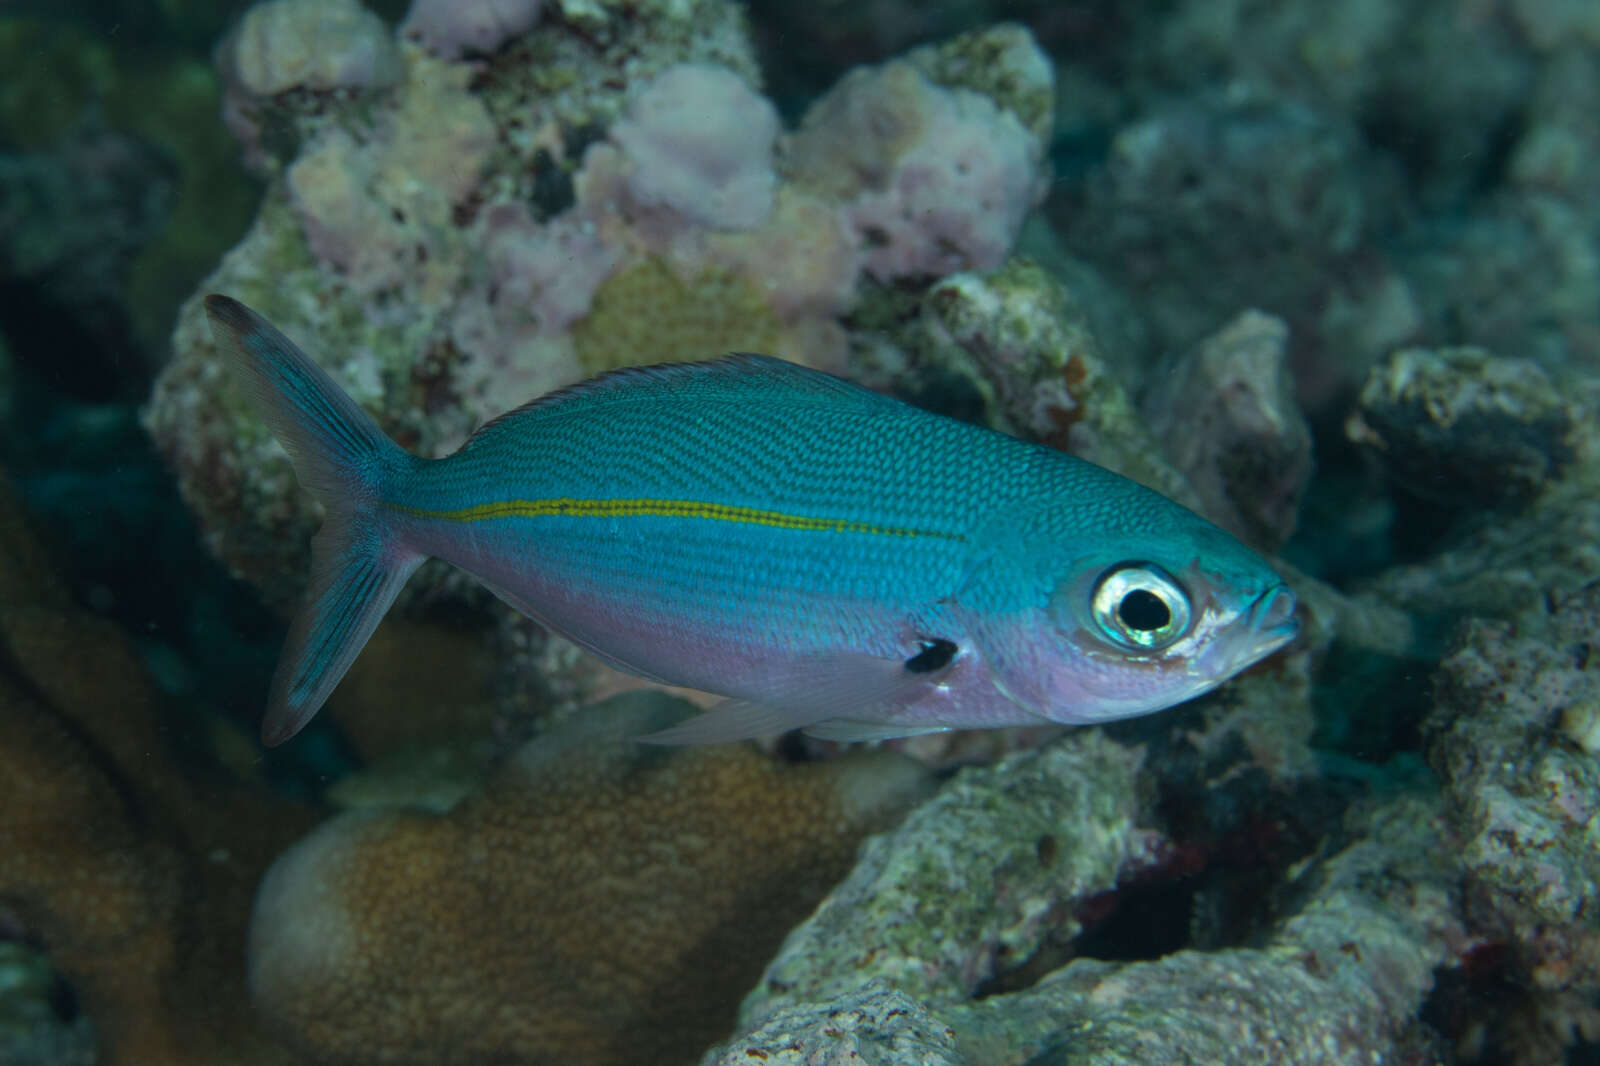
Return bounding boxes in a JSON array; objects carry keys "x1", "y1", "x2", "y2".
[{"x1": 204, "y1": 294, "x2": 1298, "y2": 746}]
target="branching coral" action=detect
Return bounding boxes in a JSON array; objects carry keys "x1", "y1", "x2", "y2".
[{"x1": 0, "y1": 470, "x2": 313, "y2": 1066}]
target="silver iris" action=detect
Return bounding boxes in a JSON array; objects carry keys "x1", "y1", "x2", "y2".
[{"x1": 1091, "y1": 563, "x2": 1191, "y2": 650}]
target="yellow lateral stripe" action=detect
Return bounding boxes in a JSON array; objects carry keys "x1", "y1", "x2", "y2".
[{"x1": 386, "y1": 497, "x2": 956, "y2": 539}]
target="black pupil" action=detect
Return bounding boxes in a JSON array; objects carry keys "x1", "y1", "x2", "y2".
[{"x1": 1118, "y1": 588, "x2": 1171, "y2": 631}]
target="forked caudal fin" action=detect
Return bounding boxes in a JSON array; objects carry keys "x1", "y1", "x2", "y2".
[{"x1": 204, "y1": 294, "x2": 421, "y2": 745}]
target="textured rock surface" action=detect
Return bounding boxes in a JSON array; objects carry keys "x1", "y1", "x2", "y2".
[
  {"x1": 0, "y1": 125, "x2": 176, "y2": 390},
  {"x1": 1051, "y1": 91, "x2": 1414, "y2": 407},
  {"x1": 914, "y1": 259, "x2": 1200, "y2": 513},
  {"x1": 1348, "y1": 345, "x2": 1576, "y2": 509},
  {"x1": 737, "y1": 732, "x2": 1151, "y2": 1025},
  {"x1": 708, "y1": 791, "x2": 1463, "y2": 1066},
  {"x1": 1429, "y1": 582, "x2": 1600, "y2": 992},
  {"x1": 220, "y1": 0, "x2": 400, "y2": 97},
  {"x1": 1142, "y1": 310, "x2": 1313, "y2": 551},
  {"x1": 27, "y1": 2, "x2": 1600, "y2": 1063},
  {"x1": 1362, "y1": 371, "x2": 1600, "y2": 619},
  {"x1": 145, "y1": 7, "x2": 1054, "y2": 611},
  {"x1": 981, "y1": 795, "x2": 1461, "y2": 1065}
]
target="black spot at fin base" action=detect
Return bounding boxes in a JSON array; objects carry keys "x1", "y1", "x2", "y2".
[{"x1": 904, "y1": 638, "x2": 957, "y2": 674}]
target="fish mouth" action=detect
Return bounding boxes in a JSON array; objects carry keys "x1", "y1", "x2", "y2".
[
  {"x1": 1240, "y1": 582, "x2": 1299, "y2": 660},
  {"x1": 1180, "y1": 581, "x2": 1298, "y2": 684}
]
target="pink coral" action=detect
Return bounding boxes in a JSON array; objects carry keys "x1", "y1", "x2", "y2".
[
  {"x1": 787, "y1": 60, "x2": 1047, "y2": 281},
  {"x1": 480, "y1": 203, "x2": 621, "y2": 338},
  {"x1": 446, "y1": 202, "x2": 620, "y2": 410},
  {"x1": 221, "y1": 0, "x2": 400, "y2": 96},
  {"x1": 608, "y1": 63, "x2": 780, "y2": 231},
  {"x1": 217, "y1": 0, "x2": 400, "y2": 171},
  {"x1": 401, "y1": 0, "x2": 544, "y2": 59}
]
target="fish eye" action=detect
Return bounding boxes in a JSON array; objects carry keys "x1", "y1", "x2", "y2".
[{"x1": 1090, "y1": 563, "x2": 1191, "y2": 651}]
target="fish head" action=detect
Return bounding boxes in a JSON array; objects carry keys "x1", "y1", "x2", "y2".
[{"x1": 1016, "y1": 524, "x2": 1298, "y2": 725}]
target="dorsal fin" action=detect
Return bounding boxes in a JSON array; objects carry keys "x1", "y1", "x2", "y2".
[{"x1": 461, "y1": 354, "x2": 895, "y2": 451}]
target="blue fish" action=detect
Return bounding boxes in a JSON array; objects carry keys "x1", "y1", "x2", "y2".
[{"x1": 205, "y1": 294, "x2": 1298, "y2": 746}]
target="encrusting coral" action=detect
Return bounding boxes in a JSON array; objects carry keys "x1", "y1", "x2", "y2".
[{"x1": 248, "y1": 692, "x2": 935, "y2": 1066}]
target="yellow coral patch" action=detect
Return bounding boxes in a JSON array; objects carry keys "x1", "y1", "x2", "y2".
[{"x1": 572, "y1": 256, "x2": 783, "y2": 373}]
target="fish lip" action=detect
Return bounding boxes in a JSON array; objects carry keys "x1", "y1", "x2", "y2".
[{"x1": 1244, "y1": 582, "x2": 1299, "y2": 655}]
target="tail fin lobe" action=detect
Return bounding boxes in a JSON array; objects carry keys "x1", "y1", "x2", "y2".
[
  {"x1": 204, "y1": 294, "x2": 420, "y2": 745},
  {"x1": 264, "y1": 523, "x2": 420, "y2": 745}
]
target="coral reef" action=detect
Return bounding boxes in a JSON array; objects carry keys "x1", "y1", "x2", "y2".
[
  {"x1": 401, "y1": 0, "x2": 545, "y2": 60},
  {"x1": 785, "y1": 52, "x2": 1046, "y2": 281},
  {"x1": 16, "y1": 0, "x2": 1598, "y2": 1062},
  {"x1": 606, "y1": 63, "x2": 779, "y2": 231},
  {"x1": 738, "y1": 733, "x2": 1150, "y2": 1024},
  {"x1": 1430, "y1": 582, "x2": 1600, "y2": 992},
  {"x1": 910, "y1": 258, "x2": 1199, "y2": 512},
  {"x1": 1359, "y1": 353, "x2": 1600, "y2": 619},
  {"x1": 0, "y1": 13, "x2": 258, "y2": 355},
  {"x1": 219, "y1": 0, "x2": 400, "y2": 98},
  {"x1": 1347, "y1": 345, "x2": 1576, "y2": 509},
  {"x1": 146, "y1": 6, "x2": 1055, "y2": 607},
  {"x1": 1142, "y1": 310, "x2": 1313, "y2": 551},
  {"x1": 0, "y1": 469, "x2": 313, "y2": 1066},
  {"x1": 248, "y1": 691, "x2": 934, "y2": 1066},
  {"x1": 0, "y1": 124, "x2": 176, "y2": 395},
  {"x1": 709, "y1": 787, "x2": 1463, "y2": 1065},
  {"x1": 1051, "y1": 90, "x2": 1415, "y2": 406}
]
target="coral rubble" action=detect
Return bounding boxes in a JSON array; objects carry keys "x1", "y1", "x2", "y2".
[
  {"x1": 1348, "y1": 345, "x2": 1575, "y2": 510},
  {"x1": 1143, "y1": 311, "x2": 1313, "y2": 552},
  {"x1": 738, "y1": 733, "x2": 1149, "y2": 1024}
]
